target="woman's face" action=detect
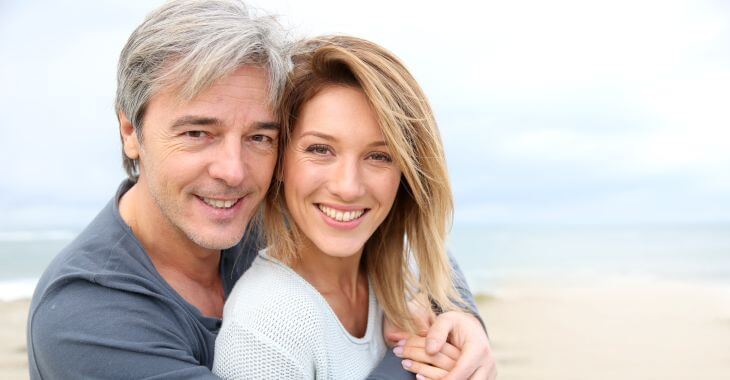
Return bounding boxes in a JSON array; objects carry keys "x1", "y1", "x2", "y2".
[{"x1": 283, "y1": 85, "x2": 402, "y2": 259}]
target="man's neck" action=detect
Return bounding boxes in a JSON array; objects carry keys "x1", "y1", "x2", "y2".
[{"x1": 119, "y1": 182, "x2": 225, "y2": 317}]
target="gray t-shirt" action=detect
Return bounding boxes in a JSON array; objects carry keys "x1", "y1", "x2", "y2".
[{"x1": 27, "y1": 180, "x2": 480, "y2": 379}]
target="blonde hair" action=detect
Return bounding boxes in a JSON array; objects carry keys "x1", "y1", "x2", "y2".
[{"x1": 261, "y1": 35, "x2": 463, "y2": 332}]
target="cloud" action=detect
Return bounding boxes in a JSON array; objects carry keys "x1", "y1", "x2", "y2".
[{"x1": 1, "y1": 0, "x2": 728, "y2": 227}]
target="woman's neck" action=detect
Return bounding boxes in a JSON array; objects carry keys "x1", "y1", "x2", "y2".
[
  {"x1": 292, "y1": 242, "x2": 364, "y2": 298},
  {"x1": 290, "y1": 240, "x2": 370, "y2": 337}
]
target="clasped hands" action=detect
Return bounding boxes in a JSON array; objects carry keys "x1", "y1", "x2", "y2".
[{"x1": 384, "y1": 295, "x2": 497, "y2": 380}]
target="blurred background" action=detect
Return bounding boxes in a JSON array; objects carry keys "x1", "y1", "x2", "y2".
[{"x1": 1, "y1": 0, "x2": 729, "y2": 378}]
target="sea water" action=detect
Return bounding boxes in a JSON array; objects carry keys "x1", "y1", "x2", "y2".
[
  {"x1": 1, "y1": 224, "x2": 729, "y2": 300},
  {"x1": 0, "y1": 230, "x2": 76, "y2": 301},
  {"x1": 448, "y1": 223, "x2": 730, "y2": 293}
]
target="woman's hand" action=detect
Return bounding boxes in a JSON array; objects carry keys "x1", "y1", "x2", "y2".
[
  {"x1": 383, "y1": 294, "x2": 496, "y2": 379},
  {"x1": 393, "y1": 335, "x2": 461, "y2": 379},
  {"x1": 390, "y1": 311, "x2": 496, "y2": 379}
]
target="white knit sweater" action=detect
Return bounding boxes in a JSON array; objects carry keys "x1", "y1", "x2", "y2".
[{"x1": 213, "y1": 252, "x2": 387, "y2": 379}]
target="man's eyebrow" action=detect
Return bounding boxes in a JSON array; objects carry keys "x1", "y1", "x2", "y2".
[
  {"x1": 170, "y1": 117, "x2": 280, "y2": 131},
  {"x1": 253, "y1": 121, "x2": 280, "y2": 131},
  {"x1": 170, "y1": 116, "x2": 221, "y2": 129}
]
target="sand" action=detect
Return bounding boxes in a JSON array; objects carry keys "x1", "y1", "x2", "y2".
[
  {"x1": 478, "y1": 278, "x2": 730, "y2": 379},
  {"x1": 2, "y1": 279, "x2": 729, "y2": 379},
  {"x1": 0, "y1": 299, "x2": 30, "y2": 380}
]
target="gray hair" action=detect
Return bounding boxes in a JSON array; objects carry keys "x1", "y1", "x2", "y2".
[{"x1": 115, "y1": 0, "x2": 291, "y2": 180}]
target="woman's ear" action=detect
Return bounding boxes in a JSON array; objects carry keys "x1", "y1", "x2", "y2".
[{"x1": 119, "y1": 112, "x2": 140, "y2": 160}]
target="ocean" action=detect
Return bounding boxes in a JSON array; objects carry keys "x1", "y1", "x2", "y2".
[
  {"x1": 1, "y1": 224, "x2": 729, "y2": 301},
  {"x1": 448, "y1": 224, "x2": 730, "y2": 293}
]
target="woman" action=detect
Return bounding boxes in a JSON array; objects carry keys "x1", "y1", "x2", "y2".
[{"x1": 213, "y1": 36, "x2": 466, "y2": 379}]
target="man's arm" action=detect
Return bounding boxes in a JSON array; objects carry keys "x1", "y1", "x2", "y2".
[
  {"x1": 447, "y1": 251, "x2": 486, "y2": 332},
  {"x1": 28, "y1": 280, "x2": 219, "y2": 380},
  {"x1": 366, "y1": 251, "x2": 483, "y2": 379}
]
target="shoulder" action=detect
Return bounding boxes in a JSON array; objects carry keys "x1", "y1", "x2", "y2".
[
  {"x1": 33, "y1": 194, "x2": 147, "y2": 298},
  {"x1": 29, "y1": 278, "x2": 190, "y2": 344},
  {"x1": 28, "y1": 279, "x2": 196, "y2": 379},
  {"x1": 218, "y1": 255, "x2": 329, "y2": 361},
  {"x1": 223, "y1": 254, "x2": 326, "y2": 331}
]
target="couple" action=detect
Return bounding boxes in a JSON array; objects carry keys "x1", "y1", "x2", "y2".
[{"x1": 27, "y1": 0, "x2": 495, "y2": 379}]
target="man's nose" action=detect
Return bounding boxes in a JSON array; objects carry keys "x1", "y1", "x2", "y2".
[
  {"x1": 208, "y1": 138, "x2": 246, "y2": 187},
  {"x1": 328, "y1": 158, "x2": 365, "y2": 201}
]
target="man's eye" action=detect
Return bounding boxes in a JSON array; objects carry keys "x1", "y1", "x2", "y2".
[
  {"x1": 251, "y1": 135, "x2": 273, "y2": 143},
  {"x1": 185, "y1": 131, "x2": 207, "y2": 138},
  {"x1": 305, "y1": 144, "x2": 331, "y2": 155}
]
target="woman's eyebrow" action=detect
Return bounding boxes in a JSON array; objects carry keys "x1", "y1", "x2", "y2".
[{"x1": 299, "y1": 131, "x2": 386, "y2": 147}]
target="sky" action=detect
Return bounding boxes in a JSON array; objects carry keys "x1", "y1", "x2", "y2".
[{"x1": 0, "y1": 0, "x2": 728, "y2": 230}]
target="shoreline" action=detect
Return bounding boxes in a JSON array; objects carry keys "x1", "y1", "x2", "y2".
[{"x1": 4, "y1": 278, "x2": 730, "y2": 379}]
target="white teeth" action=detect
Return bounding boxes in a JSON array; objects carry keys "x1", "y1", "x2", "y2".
[
  {"x1": 202, "y1": 197, "x2": 237, "y2": 209},
  {"x1": 318, "y1": 205, "x2": 365, "y2": 222}
]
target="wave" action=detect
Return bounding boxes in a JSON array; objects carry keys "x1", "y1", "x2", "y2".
[
  {"x1": 0, "y1": 278, "x2": 38, "y2": 302},
  {"x1": 0, "y1": 230, "x2": 77, "y2": 242}
]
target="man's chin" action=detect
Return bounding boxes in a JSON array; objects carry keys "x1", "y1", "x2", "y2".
[{"x1": 188, "y1": 230, "x2": 246, "y2": 251}]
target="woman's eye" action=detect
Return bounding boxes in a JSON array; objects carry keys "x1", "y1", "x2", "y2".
[
  {"x1": 305, "y1": 144, "x2": 331, "y2": 155},
  {"x1": 369, "y1": 152, "x2": 392, "y2": 162}
]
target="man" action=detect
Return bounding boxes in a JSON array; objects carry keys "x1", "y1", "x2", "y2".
[{"x1": 27, "y1": 0, "x2": 495, "y2": 379}]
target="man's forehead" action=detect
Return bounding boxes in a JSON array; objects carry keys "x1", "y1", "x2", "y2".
[
  {"x1": 144, "y1": 83, "x2": 274, "y2": 130},
  {"x1": 153, "y1": 66, "x2": 271, "y2": 107}
]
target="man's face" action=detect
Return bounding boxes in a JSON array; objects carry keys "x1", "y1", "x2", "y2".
[{"x1": 129, "y1": 66, "x2": 277, "y2": 251}]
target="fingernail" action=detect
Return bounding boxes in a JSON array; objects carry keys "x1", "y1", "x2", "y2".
[
  {"x1": 416, "y1": 375, "x2": 426, "y2": 380},
  {"x1": 397, "y1": 339, "x2": 406, "y2": 346},
  {"x1": 393, "y1": 346, "x2": 404, "y2": 357},
  {"x1": 426, "y1": 338, "x2": 438, "y2": 352},
  {"x1": 402, "y1": 359, "x2": 412, "y2": 369}
]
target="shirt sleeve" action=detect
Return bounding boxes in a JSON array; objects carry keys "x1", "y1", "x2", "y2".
[
  {"x1": 447, "y1": 250, "x2": 486, "y2": 330},
  {"x1": 28, "y1": 280, "x2": 219, "y2": 380},
  {"x1": 213, "y1": 321, "x2": 307, "y2": 379}
]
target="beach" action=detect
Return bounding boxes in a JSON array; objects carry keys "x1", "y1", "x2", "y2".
[
  {"x1": 0, "y1": 299, "x2": 30, "y2": 380},
  {"x1": 478, "y1": 279, "x2": 730, "y2": 379},
  {"x1": 3, "y1": 278, "x2": 729, "y2": 379}
]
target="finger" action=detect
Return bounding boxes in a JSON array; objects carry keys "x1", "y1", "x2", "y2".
[
  {"x1": 469, "y1": 367, "x2": 496, "y2": 380},
  {"x1": 442, "y1": 341, "x2": 488, "y2": 380},
  {"x1": 403, "y1": 336, "x2": 461, "y2": 361},
  {"x1": 425, "y1": 313, "x2": 457, "y2": 354},
  {"x1": 469, "y1": 357, "x2": 497, "y2": 380},
  {"x1": 386, "y1": 330, "x2": 410, "y2": 345},
  {"x1": 401, "y1": 359, "x2": 449, "y2": 379},
  {"x1": 393, "y1": 345, "x2": 456, "y2": 371}
]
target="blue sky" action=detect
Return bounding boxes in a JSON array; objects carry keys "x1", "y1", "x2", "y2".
[{"x1": 1, "y1": 0, "x2": 728, "y2": 230}]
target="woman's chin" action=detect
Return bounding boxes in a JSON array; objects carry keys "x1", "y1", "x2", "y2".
[{"x1": 315, "y1": 242, "x2": 365, "y2": 260}]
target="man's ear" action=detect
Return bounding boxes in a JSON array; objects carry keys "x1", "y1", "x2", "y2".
[{"x1": 119, "y1": 112, "x2": 140, "y2": 160}]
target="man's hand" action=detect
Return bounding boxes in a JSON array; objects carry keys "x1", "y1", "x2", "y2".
[
  {"x1": 397, "y1": 311, "x2": 496, "y2": 380},
  {"x1": 383, "y1": 292, "x2": 435, "y2": 346}
]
